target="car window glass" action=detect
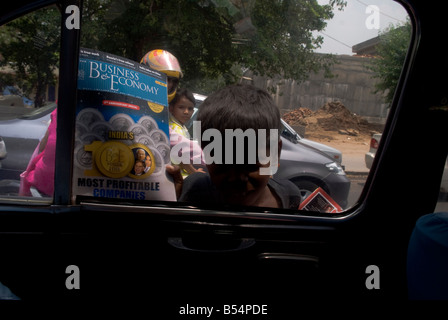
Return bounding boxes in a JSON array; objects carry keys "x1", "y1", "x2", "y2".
[
  {"x1": 0, "y1": 5, "x2": 60, "y2": 204},
  {"x1": 72, "y1": 0, "x2": 410, "y2": 215}
]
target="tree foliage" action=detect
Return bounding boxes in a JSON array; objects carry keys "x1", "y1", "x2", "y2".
[
  {"x1": 81, "y1": 0, "x2": 346, "y2": 93},
  {"x1": 0, "y1": 6, "x2": 60, "y2": 108},
  {"x1": 368, "y1": 19, "x2": 412, "y2": 104}
]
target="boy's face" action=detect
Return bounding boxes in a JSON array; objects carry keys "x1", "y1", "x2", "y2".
[
  {"x1": 206, "y1": 141, "x2": 282, "y2": 207},
  {"x1": 169, "y1": 96, "x2": 194, "y2": 125}
]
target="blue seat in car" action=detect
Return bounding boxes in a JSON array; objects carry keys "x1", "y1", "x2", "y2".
[{"x1": 407, "y1": 212, "x2": 448, "y2": 300}]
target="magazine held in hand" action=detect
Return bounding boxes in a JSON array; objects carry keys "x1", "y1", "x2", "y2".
[{"x1": 72, "y1": 48, "x2": 176, "y2": 202}]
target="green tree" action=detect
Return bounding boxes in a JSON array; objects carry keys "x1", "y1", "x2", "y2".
[
  {"x1": 0, "y1": 6, "x2": 61, "y2": 108},
  {"x1": 81, "y1": 0, "x2": 345, "y2": 94},
  {"x1": 368, "y1": 19, "x2": 412, "y2": 104}
]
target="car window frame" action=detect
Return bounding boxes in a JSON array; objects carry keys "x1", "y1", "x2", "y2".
[{"x1": 53, "y1": 0, "x2": 82, "y2": 205}]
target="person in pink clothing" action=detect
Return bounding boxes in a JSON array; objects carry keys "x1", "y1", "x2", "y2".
[{"x1": 19, "y1": 108, "x2": 57, "y2": 197}]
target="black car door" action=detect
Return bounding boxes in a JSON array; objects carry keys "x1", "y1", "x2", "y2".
[{"x1": 0, "y1": 0, "x2": 446, "y2": 314}]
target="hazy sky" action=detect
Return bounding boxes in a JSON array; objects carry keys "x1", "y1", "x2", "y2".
[{"x1": 315, "y1": 0, "x2": 409, "y2": 55}]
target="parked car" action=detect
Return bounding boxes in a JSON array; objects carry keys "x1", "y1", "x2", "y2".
[
  {"x1": 2, "y1": 86, "x2": 34, "y2": 106},
  {"x1": 275, "y1": 133, "x2": 350, "y2": 207},
  {"x1": 365, "y1": 133, "x2": 382, "y2": 169},
  {"x1": 366, "y1": 133, "x2": 448, "y2": 202},
  {"x1": 280, "y1": 118, "x2": 343, "y2": 166},
  {"x1": 188, "y1": 94, "x2": 350, "y2": 207}
]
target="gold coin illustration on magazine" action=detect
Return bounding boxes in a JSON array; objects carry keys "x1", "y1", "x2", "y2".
[
  {"x1": 95, "y1": 141, "x2": 134, "y2": 179},
  {"x1": 128, "y1": 143, "x2": 156, "y2": 179}
]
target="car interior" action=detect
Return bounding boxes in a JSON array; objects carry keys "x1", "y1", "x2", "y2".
[{"x1": 0, "y1": 0, "x2": 447, "y2": 311}]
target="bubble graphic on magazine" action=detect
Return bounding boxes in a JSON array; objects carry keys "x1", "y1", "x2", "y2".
[
  {"x1": 128, "y1": 123, "x2": 149, "y2": 138},
  {"x1": 118, "y1": 139, "x2": 134, "y2": 146},
  {"x1": 76, "y1": 108, "x2": 104, "y2": 127},
  {"x1": 149, "y1": 129, "x2": 169, "y2": 145},
  {"x1": 156, "y1": 142, "x2": 171, "y2": 164},
  {"x1": 79, "y1": 133, "x2": 104, "y2": 145},
  {"x1": 138, "y1": 116, "x2": 158, "y2": 132},
  {"x1": 135, "y1": 134, "x2": 155, "y2": 147},
  {"x1": 109, "y1": 113, "x2": 134, "y2": 131},
  {"x1": 74, "y1": 142, "x2": 93, "y2": 169},
  {"x1": 75, "y1": 122, "x2": 89, "y2": 138},
  {"x1": 147, "y1": 146, "x2": 164, "y2": 176},
  {"x1": 91, "y1": 121, "x2": 114, "y2": 141}
]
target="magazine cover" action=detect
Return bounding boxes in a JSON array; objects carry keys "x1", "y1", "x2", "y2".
[{"x1": 72, "y1": 48, "x2": 176, "y2": 202}]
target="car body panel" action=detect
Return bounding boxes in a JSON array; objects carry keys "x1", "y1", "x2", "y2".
[
  {"x1": 280, "y1": 117, "x2": 343, "y2": 165},
  {"x1": 0, "y1": 137, "x2": 6, "y2": 160},
  {"x1": 275, "y1": 137, "x2": 350, "y2": 207},
  {"x1": 365, "y1": 133, "x2": 382, "y2": 169},
  {"x1": 300, "y1": 137, "x2": 342, "y2": 164}
]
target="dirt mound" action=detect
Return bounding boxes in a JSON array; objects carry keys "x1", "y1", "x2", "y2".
[
  {"x1": 282, "y1": 107, "x2": 313, "y2": 126},
  {"x1": 283, "y1": 101, "x2": 383, "y2": 141}
]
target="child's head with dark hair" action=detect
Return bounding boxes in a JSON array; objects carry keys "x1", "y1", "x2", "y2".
[
  {"x1": 198, "y1": 84, "x2": 281, "y2": 164},
  {"x1": 169, "y1": 88, "x2": 195, "y2": 125},
  {"x1": 170, "y1": 88, "x2": 195, "y2": 107},
  {"x1": 198, "y1": 84, "x2": 281, "y2": 136},
  {"x1": 195, "y1": 84, "x2": 283, "y2": 207}
]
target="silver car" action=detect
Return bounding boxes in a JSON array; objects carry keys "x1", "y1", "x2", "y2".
[{"x1": 280, "y1": 119, "x2": 343, "y2": 166}]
